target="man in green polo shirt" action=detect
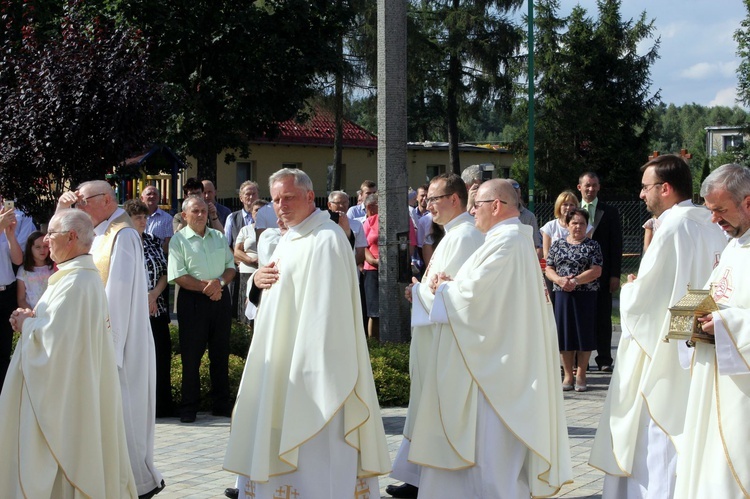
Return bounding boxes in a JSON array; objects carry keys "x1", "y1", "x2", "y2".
[{"x1": 168, "y1": 195, "x2": 236, "y2": 423}]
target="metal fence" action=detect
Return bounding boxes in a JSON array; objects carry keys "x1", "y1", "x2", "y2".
[{"x1": 534, "y1": 200, "x2": 648, "y2": 279}]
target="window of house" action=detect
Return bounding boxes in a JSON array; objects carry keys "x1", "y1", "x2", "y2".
[
  {"x1": 425, "y1": 164, "x2": 446, "y2": 182},
  {"x1": 236, "y1": 161, "x2": 255, "y2": 185},
  {"x1": 723, "y1": 135, "x2": 743, "y2": 151}
]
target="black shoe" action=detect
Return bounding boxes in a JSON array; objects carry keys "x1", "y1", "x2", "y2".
[
  {"x1": 180, "y1": 413, "x2": 196, "y2": 423},
  {"x1": 600, "y1": 364, "x2": 614, "y2": 372},
  {"x1": 385, "y1": 483, "x2": 419, "y2": 498},
  {"x1": 139, "y1": 480, "x2": 165, "y2": 499},
  {"x1": 224, "y1": 487, "x2": 239, "y2": 499}
]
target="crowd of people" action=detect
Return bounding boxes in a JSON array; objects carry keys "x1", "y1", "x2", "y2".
[{"x1": 0, "y1": 156, "x2": 748, "y2": 498}]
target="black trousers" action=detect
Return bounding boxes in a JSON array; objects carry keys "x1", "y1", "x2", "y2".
[
  {"x1": 150, "y1": 312, "x2": 174, "y2": 417},
  {"x1": 176, "y1": 287, "x2": 231, "y2": 415},
  {"x1": 594, "y1": 285, "x2": 614, "y2": 368},
  {"x1": 0, "y1": 282, "x2": 18, "y2": 394}
]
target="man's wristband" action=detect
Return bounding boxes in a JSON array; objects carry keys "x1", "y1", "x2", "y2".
[{"x1": 218, "y1": 277, "x2": 226, "y2": 288}]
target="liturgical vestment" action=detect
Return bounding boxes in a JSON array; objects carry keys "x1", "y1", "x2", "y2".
[
  {"x1": 92, "y1": 208, "x2": 162, "y2": 495},
  {"x1": 391, "y1": 211, "x2": 484, "y2": 485},
  {"x1": 589, "y1": 202, "x2": 726, "y2": 498},
  {"x1": 408, "y1": 220, "x2": 572, "y2": 498},
  {"x1": 0, "y1": 255, "x2": 137, "y2": 498},
  {"x1": 675, "y1": 228, "x2": 750, "y2": 498},
  {"x1": 224, "y1": 209, "x2": 391, "y2": 498}
]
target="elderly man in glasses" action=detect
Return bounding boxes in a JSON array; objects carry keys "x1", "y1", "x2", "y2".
[
  {"x1": 57, "y1": 181, "x2": 164, "y2": 499},
  {"x1": 402, "y1": 179, "x2": 571, "y2": 499}
]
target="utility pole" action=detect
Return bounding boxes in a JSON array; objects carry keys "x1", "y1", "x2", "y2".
[
  {"x1": 527, "y1": 0, "x2": 536, "y2": 211},
  {"x1": 376, "y1": 0, "x2": 410, "y2": 342}
]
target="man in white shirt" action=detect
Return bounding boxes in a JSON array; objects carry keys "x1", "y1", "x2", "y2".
[{"x1": 346, "y1": 179, "x2": 377, "y2": 223}]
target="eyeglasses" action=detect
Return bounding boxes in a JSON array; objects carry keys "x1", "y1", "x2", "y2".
[
  {"x1": 75, "y1": 193, "x2": 106, "y2": 207},
  {"x1": 640, "y1": 183, "x2": 664, "y2": 192},
  {"x1": 45, "y1": 230, "x2": 70, "y2": 237},
  {"x1": 474, "y1": 198, "x2": 508, "y2": 208},
  {"x1": 426, "y1": 193, "x2": 452, "y2": 205}
]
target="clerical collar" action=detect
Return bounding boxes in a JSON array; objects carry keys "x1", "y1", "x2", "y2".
[
  {"x1": 486, "y1": 216, "x2": 521, "y2": 238},
  {"x1": 286, "y1": 208, "x2": 320, "y2": 234}
]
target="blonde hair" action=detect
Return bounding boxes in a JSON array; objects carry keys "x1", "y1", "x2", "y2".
[{"x1": 553, "y1": 190, "x2": 579, "y2": 219}]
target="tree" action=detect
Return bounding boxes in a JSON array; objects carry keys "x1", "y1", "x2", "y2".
[
  {"x1": 528, "y1": 0, "x2": 659, "y2": 198},
  {"x1": 0, "y1": 0, "x2": 163, "y2": 222},
  {"x1": 735, "y1": 0, "x2": 750, "y2": 107},
  {"x1": 108, "y1": 0, "x2": 349, "y2": 181}
]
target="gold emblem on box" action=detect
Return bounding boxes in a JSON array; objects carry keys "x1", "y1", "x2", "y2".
[{"x1": 665, "y1": 287, "x2": 717, "y2": 347}]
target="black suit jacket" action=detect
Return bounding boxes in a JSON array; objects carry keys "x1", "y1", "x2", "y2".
[{"x1": 589, "y1": 200, "x2": 622, "y2": 284}]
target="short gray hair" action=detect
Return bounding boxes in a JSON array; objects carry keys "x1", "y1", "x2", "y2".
[
  {"x1": 53, "y1": 209, "x2": 95, "y2": 249},
  {"x1": 701, "y1": 163, "x2": 750, "y2": 204},
  {"x1": 461, "y1": 164, "x2": 482, "y2": 185},
  {"x1": 142, "y1": 185, "x2": 160, "y2": 197},
  {"x1": 364, "y1": 192, "x2": 378, "y2": 207},
  {"x1": 239, "y1": 180, "x2": 258, "y2": 193},
  {"x1": 182, "y1": 194, "x2": 206, "y2": 212},
  {"x1": 328, "y1": 190, "x2": 348, "y2": 202},
  {"x1": 78, "y1": 180, "x2": 116, "y2": 202},
  {"x1": 268, "y1": 168, "x2": 313, "y2": 192}
]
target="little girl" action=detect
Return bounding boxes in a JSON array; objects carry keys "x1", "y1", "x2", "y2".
[{"x1": 16, "y1": 231, "x2": 55, "y2": 309}]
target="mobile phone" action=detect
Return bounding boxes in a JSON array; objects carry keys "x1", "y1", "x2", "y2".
[
  {"x1": 3, "y1": 200, "x2": 14, "y2": 211},
  {"x1": 328, "y1": 209, "x2": 340, "y2": 224}
]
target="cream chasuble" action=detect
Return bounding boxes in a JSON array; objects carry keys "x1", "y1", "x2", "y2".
[
  {"x1": 391, "y1": 212, "x2": 483, "y2": 485},
  {"x1": 0, "y1": 255, "x2": 137, "y2": 498},
  {"x1": 589, "y1": 203, "x2": 726, "y2": 491},
  {"x1": 92, "y1": 208, "x2": 162, "y2": 495},
  {"x1": 224, "y1": 210, "x2": 390, "y2": 494},
  {"x1": 408, "y1": 221, "x2": 572, "y2": 498},
  {"x1": 675, "y1": 229, "x2": 750, "y2": 498},
  {"x1": 404, "y1": 211, "x2": 484, "y2": 439}
]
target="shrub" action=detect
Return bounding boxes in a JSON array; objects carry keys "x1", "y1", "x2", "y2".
[
  {"x1": 367, "y1": 340, "x2": 411, "y2": 406},
  {"x1": 170, "y1": 352, "x2": 246, "y2": 411}
]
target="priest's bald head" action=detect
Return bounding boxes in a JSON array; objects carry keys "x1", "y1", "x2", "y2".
[
  {"x1": 269, "y1": 168, "x2": 316, "y2": 228},
  {"x1": 470, "y1": 179, "x2": 520, "y2": 233},
  {"x1": 46, "y1": 209, "x2": 95, "y2": 263}
]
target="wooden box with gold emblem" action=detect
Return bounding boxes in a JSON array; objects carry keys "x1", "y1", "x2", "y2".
[{"x1": 665, "y1": 288, "x2": 717, "y2": 346}]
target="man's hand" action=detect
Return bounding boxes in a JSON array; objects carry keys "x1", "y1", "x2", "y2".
[
  {"x1": 467, "y1": 182, "x2": 480, "y2": 211},
  {"x1": 207, "y1": 202, "x2": 218, "y2": 220},
  {"x1": 202, "y1": 278, "x2": 223, "y2": 300},
  {"x1": 57, "y1": 190, "x2": 80, "y2": 211},
  {"x1": 405, "y1": 277, "x2": 419, "y2": 303},
  {"x1": 627, "y1": 273, "x2": 637, "y2": 283},
  {"x1": 10, "y1": 308, "x2": 34, "y2": 331},
  {"x1": 253, "y1": 261, "x2": 279, "y2": 289},
  {"x1": 430, "y1": 272, "x2": 452, "y2": 294},
  {"x1": 697, "y1": 313, "x2": 715, "y2": 335}
]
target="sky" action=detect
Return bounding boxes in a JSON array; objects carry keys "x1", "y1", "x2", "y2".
[{"x1": 519, "y1": 0, "x2": 748, "y2": 107}]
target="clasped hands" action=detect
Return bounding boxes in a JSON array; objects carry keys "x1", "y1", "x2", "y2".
[
  {"x1": 559, "y1": 275, "x2": 577, "y2": 292},
  {"x1": 202, "y1": 278, "x2": 223, "y2": 301},
  {"x1": 9, "y1": 308, "x2": 34, "y2": 331}
]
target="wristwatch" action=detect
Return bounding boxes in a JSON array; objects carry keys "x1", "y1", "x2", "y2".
[{"x1": 219, "y1": 277, "x2": 226, "y2": 288}]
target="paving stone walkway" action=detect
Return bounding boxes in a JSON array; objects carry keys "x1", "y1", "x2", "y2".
[{"x1": 154, "y1": 328, "x2": 620, "y2": 498}]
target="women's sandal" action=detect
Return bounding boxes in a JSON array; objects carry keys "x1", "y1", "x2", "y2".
[
  {"x1": 574, "y1": 384, "x2": 587, "y2": 392},
  {"x1": 562, "y1": 384, "x2": 574, "y2": 391}
]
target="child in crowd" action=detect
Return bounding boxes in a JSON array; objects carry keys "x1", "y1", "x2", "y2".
[{"x1": 16, "y1": 230, "x2": 55, "y2": 309}]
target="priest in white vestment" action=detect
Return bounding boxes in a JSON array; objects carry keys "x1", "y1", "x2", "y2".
[
  {"x1": 387, "y1": 173, "x2": 484, "y2": 498},
  {"x1": 0, "y1": 209, "x2": 137, "y2": 498},
  {"x1": 407, "y1": 179, "x2": 571, "y2": 499},
  {"x1": 57, "y1": 181, "x2": 163, "y2": 498},
  {"x1": 673, "y1": 163, "x2": 750, "y2": 498},
  {"x1": 223, "y1": 169, "x2": 390, "y2": 499},
  {"x1": 589, "y1": 155, "x2": 727, "y2": 498}
]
